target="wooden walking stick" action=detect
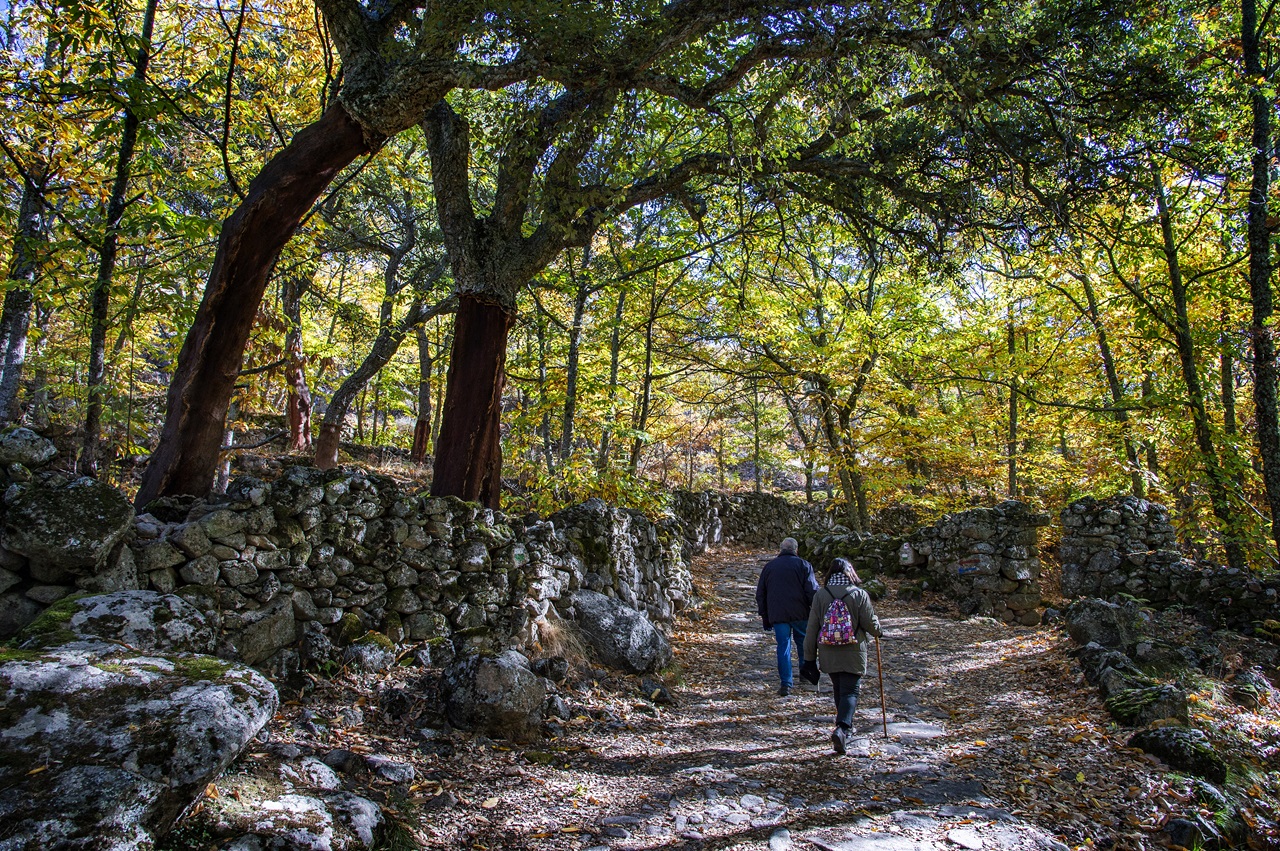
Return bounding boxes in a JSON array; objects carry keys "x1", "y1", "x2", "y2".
[{"x1": 875, "y1": 636, "x2": 888, "y2": 738}]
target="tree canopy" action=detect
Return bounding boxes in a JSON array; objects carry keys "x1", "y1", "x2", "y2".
[{"x1": 4, "y1": 0, "x2": 1280, "y2": 566}]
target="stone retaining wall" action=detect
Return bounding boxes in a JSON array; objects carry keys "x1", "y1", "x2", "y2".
[
  {"x1": 0, "y1": 464, "x2": 696, "y2": 671},
  {"x1": 774, "y1": 500, "x2": 1051, "y2": 625},
  {"x1": 1059, "y1": 495, "x2": 1280, "y2": 630},
  {"x1": 672, "y1": 490, "x2": 834, "y2": 556},
  {"x1": 907, "y1": 500, "x2": 1050, "y2": 625}
]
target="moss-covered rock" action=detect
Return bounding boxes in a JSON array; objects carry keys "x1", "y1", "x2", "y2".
[
  {"x1": 1128, "y1": 726, "x2": 1228, "y2": 784},
  {"x1": 3, "y1": 478, "x2": 134, "y2": 580},
  {"x1": 17, "y1": 590, "x2": 215, "y2": 654},
  {"x1": 0, "y1": 642, "x2": 277, "y2": 848},
  {"x1": 1104, "y1": 683, "x2": 1188, "y2": 726}
]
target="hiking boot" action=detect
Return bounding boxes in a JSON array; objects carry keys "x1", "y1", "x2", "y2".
[
  {"x1": 777, "y1": 684, "x2": 791, "y2": 697},
  {"x1": 831, "y1": 726, "x2": 847, "y2": 755}
]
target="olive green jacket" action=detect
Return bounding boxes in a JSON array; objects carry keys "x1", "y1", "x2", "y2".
[{"x1": 803, "y1": 582, "x2": 882, "y2": 675}]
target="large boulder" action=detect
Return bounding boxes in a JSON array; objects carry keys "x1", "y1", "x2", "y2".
[
  {"x1": 442, "y1": 650, "x2": 546, "y2": 741},
  {"x1": 3, "y1": 478, "x2": 134, "y2": 582},
  {"x1": 0, "y1": 642, "x2": 278, "y2": 850},
  {"x1": 16, "y1": 590, "x2": 215, "y2": 654},
  {"x1": 569, "y1": 589, "x2": 672, "y2": 674},
  {"x1": 1063, "y1": 598, "x2": 1147, "y2": 653},
  {"x1": 0, "y1": 427, "x2": 56, "y2": 468}
]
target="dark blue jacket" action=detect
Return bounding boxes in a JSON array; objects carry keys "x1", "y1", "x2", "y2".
[{"x1": 756, "y1": 552, "x2": 819, "y2": 627}]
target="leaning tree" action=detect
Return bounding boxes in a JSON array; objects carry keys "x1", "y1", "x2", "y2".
[{"x1": 138, "y1": 0, "x2": 1178, "y2": 508}]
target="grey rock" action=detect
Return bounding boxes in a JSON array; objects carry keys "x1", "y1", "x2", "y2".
[
  {"x1": 0, "y1": 427, "x2": 56, "y2": 467},
  {"x1": 18, "y1": 590, "x2": 215, "y2": 654},
  {"x1": 1128, "y1": 726, "x2": 1227, "y2": 784},
  {"x1": 1063, "y1": 598, "x2": 1145, "y2": 652},
  {"x1": 0, "y1": 592, "x2": 44, "y2": 638},
  {"x1": 364, "y1": 755, "x2": 414, "y2": 784},
  {"x1": 0, "y1": 643, "x2": 277, "y2": 848},
  {"x1": 4, "y1": 478, "x2": 134, "y2": 575},
  {"x1": 570, "y1": 589, "x2": 672, "y2": 674},
  {"x1": 442, "y1": 650, "x2": 547, "y2": 741}
]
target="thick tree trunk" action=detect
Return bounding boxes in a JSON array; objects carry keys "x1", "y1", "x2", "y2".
[
  {"x1": 137, "y1": 102, "x2": 376, "y2": 507},
  {"x1": 1153, "y1": 163, "x2": 1247, "y2": 570},
  {"x1": 411, "y1": 326, "x2": 432, "y2": 463},
  {"x1": 1244, "y1": 0, "x2": 1280, "y2": 559},
  {"x1": 282, "y1": 275, "x2": 313, "y2": 452},
  {"x1": 430, "y1": 295, "x2": 514, "y2": 507},
  {"x1": 82, "y1": 0, "x2": 157, "y2": 476},
  {"x1": 0, "y1": 168, "x2": 49, "y2": 423}
]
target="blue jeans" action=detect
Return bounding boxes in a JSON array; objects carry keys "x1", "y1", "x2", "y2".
[
  {"x1": 772, "y1": 620, "x2": 807, "y2": 687},
  {"x1": 830, "y1": 671, "x2": 862, "y2": 729}
]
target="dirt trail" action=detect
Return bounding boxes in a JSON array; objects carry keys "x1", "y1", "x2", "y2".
[{"x1": 433, "y1": 546, "x2": 1179, "y2": 851}]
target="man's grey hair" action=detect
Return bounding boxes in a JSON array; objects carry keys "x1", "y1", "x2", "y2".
[{"x1": 780, "y1": 537, "x2": 799, "y2": 554}]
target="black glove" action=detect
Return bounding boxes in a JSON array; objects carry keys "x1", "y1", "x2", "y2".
[{"x1": 800, "y1": 659, "x2": 820, "y2": 685}]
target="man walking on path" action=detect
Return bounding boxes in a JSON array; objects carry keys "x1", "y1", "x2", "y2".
[{"x1": 756, "y1": 537, "x2": 819, "y2": 696}]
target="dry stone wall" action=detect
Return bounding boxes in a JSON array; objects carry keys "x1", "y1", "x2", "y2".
[
  {"x1": 1059, "y1": 495, "x2": 1280, "y2": 630},
  {"x1": 1, "y1": 464, "x2": 695, "y2": 672},
  {"x1": 671, "y1": 490, "x2": 834, "y2": 556},
  {"x1": 907, "y1": 500, "x2": 1051, "y2": 625}
]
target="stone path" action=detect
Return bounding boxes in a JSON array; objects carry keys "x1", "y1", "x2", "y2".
[{"x1": 540, "y1": 546, "x2": 1173, "y2": 851}]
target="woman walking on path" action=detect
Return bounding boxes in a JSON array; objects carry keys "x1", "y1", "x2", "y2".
[{"x1": 801, "y1": 557, "x2": 882, "y2": 754}]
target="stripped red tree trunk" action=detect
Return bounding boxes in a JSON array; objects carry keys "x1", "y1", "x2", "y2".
[
  {"x1": 136, "y1": 102, "x2": 376, "y2": 506},
  {"x1": 429, "y1": 295, "x2": 514, "y2": 508}
]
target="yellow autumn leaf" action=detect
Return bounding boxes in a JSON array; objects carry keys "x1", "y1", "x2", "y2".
[{"x1": 1076, "y1": 772, "x2": 1086, "y2": 783}]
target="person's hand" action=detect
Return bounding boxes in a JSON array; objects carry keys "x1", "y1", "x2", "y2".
[
  {"x1": 800, "y1": 660, "x2": 820, "y2": 684},
  {"x1": 762, "y1": 621, "x2": 771, "y2": 631}
]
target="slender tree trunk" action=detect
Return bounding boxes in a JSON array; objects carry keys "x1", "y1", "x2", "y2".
[
  {"x1": 316, "y1": 295, "x2": 451, "y2": 469},
  {"x1": 752, "y1": 379, "x2": 762, "y2": 494},
  {"x1": 282, "y1": 275, "x2": 313, "y2": 451},
  {"x1": 597, "y1": 289, "x2": 626, "y2": 472},
  {"x1": 560, "y1": 281, "x2": 589, "y2": 460},
  {"x1": 82, "y1": 0, "x2": 157, "y2": 476},
  {"x1": 1076, "y1": 263, "x2": 1145, "y2": 496},
  {"x1": 628, "y1": 293, "x2": 656, "y2": 474},
  {"x1": 814, "y1": 391, "x2": 862, "y2": 532},
  {"x1": 1153, "y1": 162, "x2": 1247, "y2": 570},
  {"x1": 1007, "y1": 314, "x2": 1019, "y2": 498},
  {"x1": 1245, "y1": 0, "x2": 1280, "y2": 558},
  {"x1": 1142, "y1": 371, "x2": 1160, "y2": 478},
  {"x1": 0, "y1": 167, "x2": 49, "y2": 423},
  {"x1": 137, "y1": 102, "x2": 377, "y2": 507},
  {"x1": 412, "y1": 326, "x2": 432, "y2": 463},
  {"x1": 534, "y1": 312, "x2": 556, "y2": 475},
  {"x1": 430, "y1": 294, "x2": 514, "y2": 508}
]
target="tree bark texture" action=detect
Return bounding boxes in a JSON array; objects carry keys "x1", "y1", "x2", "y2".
[
  {"x1": 429, "y1": 294, "x2": 514, "y2": 508},
  {"x1": 282, "y1": 275, "x2": 313, "y2": 452},
  {"x1": 1245, "y1": 0, "x2": 1280, "y2": 559},
  {"x1": 1153, "y1": 163, "x2": 1247, "y2": 570},
  {"x1": 82, "y1": 0, "x2": 157, "y2": 476},
  {"x1": 0, "y1": 168, "x2": 49, "y2": 423},
  {"x1": 137, "y1": 101, "x2": 376, "y2": 507}
]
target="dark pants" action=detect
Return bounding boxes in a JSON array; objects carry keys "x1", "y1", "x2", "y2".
[{"x1": 829, "y1": 671, "x2": 862, "y2": 730}]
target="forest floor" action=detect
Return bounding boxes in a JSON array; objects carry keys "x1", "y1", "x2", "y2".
[{"x1": 189, "y1": 546, "x2": 1258, "y2": 851}]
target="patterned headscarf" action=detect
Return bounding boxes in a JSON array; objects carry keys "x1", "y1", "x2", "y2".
[{"x1": 826, "y1": 557, "x2": 860, "y2": 587}]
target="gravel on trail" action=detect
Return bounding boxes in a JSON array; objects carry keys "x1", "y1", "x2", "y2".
[{"x1": 189, "y1": 545, "x2": 1192, "y2": 851}]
